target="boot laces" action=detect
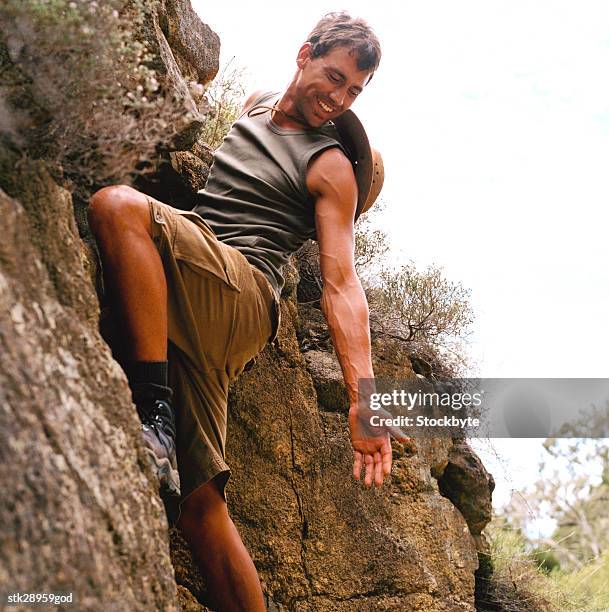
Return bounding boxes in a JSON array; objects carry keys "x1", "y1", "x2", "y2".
[{"x1": 140, "y1": 400, "x2": 176, "y2": 441}]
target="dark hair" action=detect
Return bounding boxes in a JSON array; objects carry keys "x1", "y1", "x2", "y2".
[{"x1": 306, "y1": 12, "x2": 381, "y2": 74}]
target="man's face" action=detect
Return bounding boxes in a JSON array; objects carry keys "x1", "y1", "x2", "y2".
[{"x1": 292, "y1": 43, "x2": 373, "y2": 128}]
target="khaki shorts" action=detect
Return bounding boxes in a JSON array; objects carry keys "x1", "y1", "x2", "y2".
[{"x1": 147, "y1": 198, "x2": 279, "y2": 505}]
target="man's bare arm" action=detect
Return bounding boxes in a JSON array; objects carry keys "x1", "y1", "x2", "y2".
[{"x1": 307, "y1": 148, "x2": 392, "y2": 488}]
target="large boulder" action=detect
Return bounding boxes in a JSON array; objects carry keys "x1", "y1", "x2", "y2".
[
  {"x1": 0, "y1": 0, "x2": 221, "y2": 608},
  {"x1": 0, "y1": 163, "x2": 178, "y2": 609},
  {"x1": 438, "y1": 443, "x2": 495, "y2": 536},
  {"x1": 221, "y1": 299, "x2": 480, "y2": 610},
  {"x1": 157, "y1": 0, "x2": 221, "y2": 85}
]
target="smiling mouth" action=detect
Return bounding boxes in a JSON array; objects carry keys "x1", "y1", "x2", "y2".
[{"x1": 317, "y1": 97, "x2": 334, "y2": 113}]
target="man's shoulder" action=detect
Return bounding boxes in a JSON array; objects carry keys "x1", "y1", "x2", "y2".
[
  {"x1": 307, "y1": 146, "x2": 357, "y2": 202},
  {"x1": 241, "y1": 89, "x2": 275, "y2": 114},
  {"x1": 308, "y1": 146, "x2": 355, "y2": 181}
]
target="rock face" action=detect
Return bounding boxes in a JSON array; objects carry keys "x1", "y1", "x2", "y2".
[
  {"x1": 157, "y1": 0, "x2": 221, "y2": 85},
  {"x1": 220, "y1": 295, "x2": 480, "y2": 610},
  {"x1": 166, "y1": 267, "x2": 493, "y2": 611},
  {"x1": 0, "y1": 1, "x2": 494, "y2": 610},
  {"x1": 0, "y1": 162, "x2": 179, "y2": 609},
  {"x1": 0, "y1": 0, "x2": 219, "y2": 608}
]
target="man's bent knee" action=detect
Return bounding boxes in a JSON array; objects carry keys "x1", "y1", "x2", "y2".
[
  {"x1": 88, "y1": 184, "x2": 151, "y2": 235},
  {"x1": 178, "y1": 476, "x2": 229, "y2": 532}
]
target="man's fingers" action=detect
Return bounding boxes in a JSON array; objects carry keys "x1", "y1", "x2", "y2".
[
  {"x1": 364, "y1": 453, "x2": 374, "y2": 487},
  {"x1": 353, "y1": 450, "x2": 363, "y2": 481},
  {"x1": 373, "y1": 451, "x2": 383, "y2": 487},
  {"x1": 353, "y1": 434, "x2": 396, "y2": 488},
  {"x1": 381, "y1": 439, "x2": 392, "y2": 476}
]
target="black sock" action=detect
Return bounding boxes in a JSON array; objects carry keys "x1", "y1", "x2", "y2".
[
  {"x1": 125, "y1": 360, "x2": 168, "y2": 387},
  {"x1": 125, "y1": 361, "x2": 171, "y2": 404}
]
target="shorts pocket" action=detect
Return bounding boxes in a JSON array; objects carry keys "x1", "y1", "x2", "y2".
[{"x1": 172, "y1": 210, "x2": 241, "y2": 292}]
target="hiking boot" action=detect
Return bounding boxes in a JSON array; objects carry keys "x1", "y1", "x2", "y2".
[{"x1": 136, "y1": 398, "x2": 181, "y2": 498}]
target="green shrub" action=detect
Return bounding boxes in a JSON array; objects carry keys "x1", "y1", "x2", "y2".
[{"x1": 1, "y1": 0, "x2": 191, "y2": 191}]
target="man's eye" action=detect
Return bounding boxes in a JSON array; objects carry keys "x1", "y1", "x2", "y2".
[{"x1": 328, "y1": 73, "x2": 341, "y2": 83}]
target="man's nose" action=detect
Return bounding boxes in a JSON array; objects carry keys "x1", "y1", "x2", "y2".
[{"x1": 328, "y1": 88, "x2": 345, "y2": 108}]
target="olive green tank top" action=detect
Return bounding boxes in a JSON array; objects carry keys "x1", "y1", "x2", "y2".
[{"x1": 192, "y1": 91, "x2": 345, "y2": 295}]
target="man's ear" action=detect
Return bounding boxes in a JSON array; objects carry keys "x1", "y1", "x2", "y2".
[{"x1": 296, "y1": 42, "x2": 313, "y2": 69}]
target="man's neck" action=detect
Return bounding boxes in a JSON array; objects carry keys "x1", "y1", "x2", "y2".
[{"x1": 271, "y1": 92, "x2": 311, "y2": 130}]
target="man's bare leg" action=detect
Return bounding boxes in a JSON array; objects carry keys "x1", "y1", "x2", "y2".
[
  {"x1": 178, "y1": 475, "x2": 266, "y2": 612},
  {"x1": 89, "y1": 184, "x2": 179, "y2": 494},
  {"x1": 88, "y1": 184, "x2": 167, "y2": 361},
  {"x1": 89, "y1": 186, "x2": 265, "y2": 609}
]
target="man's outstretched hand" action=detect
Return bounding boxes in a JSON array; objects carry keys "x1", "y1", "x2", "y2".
[{"x1": 348, "y1": 405, "x2": 411, "y2": 488}]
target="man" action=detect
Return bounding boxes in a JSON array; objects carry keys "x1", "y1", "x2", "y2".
[{"x1": 89, "y1": 12, "x2": 396, "y2": 611}]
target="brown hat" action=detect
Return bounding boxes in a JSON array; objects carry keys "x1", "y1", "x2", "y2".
[{"x1": 333, "y1": 109, "x2": 384, "y2": 220}]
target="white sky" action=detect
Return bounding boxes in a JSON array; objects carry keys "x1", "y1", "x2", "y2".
[{"x1": 191, "y1": 0, "x2": 609, "y2": 518}]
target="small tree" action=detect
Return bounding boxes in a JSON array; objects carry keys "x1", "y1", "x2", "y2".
[
  {"x1": 293, "y1": 205, "x2": 474, "y2": 375},
  {"x1": 370, "y1": 263, "x2": 474, "y2": 345},
  {"x1": 354, "y1": 202, "x2": 389, "y2": 276},
  {"x1": 538, "y1": 437, "x2": 608, "y2": 570},
  {"x1": 354, "y1": 205, "x2": 474, "y2": 352},
  {"x1": 200, "y1": 57, "x2": 246, "y2": 150},
  {"x1": 491, "y1": 428, "x2": 609, "y2": 610},
  {"x1": 499, "y1": 412, "x2": 609, "y2": 573}
]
